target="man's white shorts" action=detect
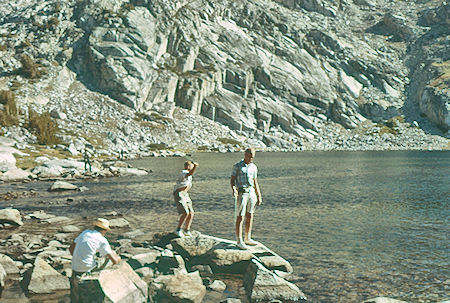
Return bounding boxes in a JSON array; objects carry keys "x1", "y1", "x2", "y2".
[{"x1": 235, "y1": 188, "x2": 257, "y2": 217}]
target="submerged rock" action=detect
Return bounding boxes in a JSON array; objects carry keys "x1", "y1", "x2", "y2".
[{"x1": 243, "y1": 259, "x2": 307, "y2": 302}]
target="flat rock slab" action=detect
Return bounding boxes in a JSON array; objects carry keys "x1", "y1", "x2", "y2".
[
  {"x1": 151, "y1": 271, "x2": 206, "y2": 303},
  {"x1": 0, "y1": 209, "x2": 23, "y2": 226},
  {"x1": 48, "y1": 181, "x2": 78, "y2": 191},
  {"x1": 28, "y1": 212, "x2": 55, "y2": 220},
  {"x1": 79, "y1": 262, "x2": 147, "y2": 303},
  {"x1": 171, "y1": 233, "x2": 293, "y2": 274}
]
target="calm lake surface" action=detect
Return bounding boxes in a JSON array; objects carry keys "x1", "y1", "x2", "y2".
[
  {"x1": 129, "y1": 151, "x2": 449, "y2": 303},
  {"x1": 3, "y1": 151, "x2": 449, "y2": 302}
]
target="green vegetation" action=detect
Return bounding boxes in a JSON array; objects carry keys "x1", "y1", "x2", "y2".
[
  {"x1": 27, "y1": 108, "x2": 60, "y2": 145},
  {"x1": 197, "y1": 145, "x2": 209, "y2": 151},
  {"x1": 0, "y1": 90, "x2": 18, "y2": 126},
  {"x1": 372, "y1": 116, "x2": 405, "y2": 136},
  {"x1": 147, "y1": 143, "x2": 169, "y2": 150},
  {"x1": 217, "y1": 137, "x2": 242, "y2": 146}
]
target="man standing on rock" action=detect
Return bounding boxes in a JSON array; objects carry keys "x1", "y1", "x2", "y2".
[
  {"x1": 231, "y1": 147, "x2": 262, "y2": 249},
  {"x1": 69, "y1": 218, "x2": 121, "y2": 303}
]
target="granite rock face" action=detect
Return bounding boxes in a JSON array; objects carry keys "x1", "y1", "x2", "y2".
[{"x1": 0, "y1": 0, "x2": 448, "y2": 157}]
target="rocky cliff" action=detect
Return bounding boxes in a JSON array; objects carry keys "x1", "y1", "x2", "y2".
[{"x1": 0, "y1": 0, "x2": 448, "y2": 156}]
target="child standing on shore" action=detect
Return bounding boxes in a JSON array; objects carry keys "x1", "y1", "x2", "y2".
[{"x1": 173, "y1": 160, "x2": 198, "y2": 237}]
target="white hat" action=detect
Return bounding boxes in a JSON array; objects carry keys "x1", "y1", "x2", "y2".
[{"x1": 94, "y1": 218, "x2": 110, "y2": 230}]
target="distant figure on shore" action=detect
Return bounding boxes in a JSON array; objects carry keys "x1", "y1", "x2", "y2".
[
  {"x1": 173, "y1": 160, "x2": 199, "y2": 237},
  {"x1": 231, "y1": 147, "x2": 262, "y2": 250},
  {"x1": 119, "y1": 149, "x2": 125, "y2": 160},
  {"x1": 83, "y1": 149, "x2": 92, "y2": 172},
  {"x1": 69, "y1": 218, "x2": 121, "y2": 303}
]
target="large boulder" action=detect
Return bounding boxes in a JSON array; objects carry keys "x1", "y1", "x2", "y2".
[
  {"x1": 79, "y1": 262, "x2": 147, "y2": 303},
  {"x1": 243, "y1": 260, "x2": 307, "y2": 302},
  {"x1": 150, "y1": 271, "x2": 206, "y2": 303},
  {"x1": 23, "y1": 257, "x2": 70, "y2": 294},
  {"x1": 0, "y1": 209, "x2": 23, "y2": 226},
  {"x1": 0, "y1": 168, "x2": 31, "y2": 182}
]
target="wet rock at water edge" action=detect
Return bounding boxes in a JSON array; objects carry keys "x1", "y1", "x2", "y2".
[
  {"x1": 48, "y1": 181, "x2": 78, "y2": 192},
  {"x1": 363, "y1": 297, "x2": 410, "y2": 303},
  {"x1": 0, "y1": 209, "x2": 23, "y2": 226}
]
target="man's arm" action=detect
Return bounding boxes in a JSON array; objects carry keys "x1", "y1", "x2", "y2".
[
  {"x1": 254, "y1": 178, "x2": 262, "y2": 205},
  {"x1": 106, "y1": 251, "x2": 121, "y2": 264},
  {"x1": 69, "y1": 241, "x2": 76, "y2": 256},
  {"x1": 230, "y1": 175, "x2": 237, "y2": 197},
  {"x1": 187, "y1": 162, "x2": 198, "y2": 176}
]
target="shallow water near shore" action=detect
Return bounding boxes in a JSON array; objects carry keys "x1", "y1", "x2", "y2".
[{"x1": 2, "y1": 151, "x2": 449, "y2": 302}]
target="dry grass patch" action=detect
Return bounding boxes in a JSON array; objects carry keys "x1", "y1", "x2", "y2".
[
  {"x1": 27, "y1": 108, "x2": 60, "y2": 145},
  {"x1": 0, "y1": 90, "x2": 18, "y2": 126}
]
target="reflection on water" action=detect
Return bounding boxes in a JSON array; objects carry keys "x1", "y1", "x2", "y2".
[{"x1": 2, "y1": 151, "x2": 449, "y2": 302}]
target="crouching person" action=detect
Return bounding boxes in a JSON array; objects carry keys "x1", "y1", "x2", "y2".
[{"x1": 69, "y1": 218, "x2": 121, "y2": 303}]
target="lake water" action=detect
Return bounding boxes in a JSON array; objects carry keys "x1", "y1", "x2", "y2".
[{"x1": 3, "y1": 151, "x2": 449, "y2": 302}]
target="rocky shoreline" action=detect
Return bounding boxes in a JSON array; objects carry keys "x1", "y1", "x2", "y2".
[{"x1": 1, "y1": 209, "x2": 444, "y2": 303}]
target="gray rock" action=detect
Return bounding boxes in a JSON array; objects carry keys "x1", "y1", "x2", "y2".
[
  {"x1": 24, "y1": 257, "x2": 70, "y2": 294},
  {"x1": 207, "y1": 279, "x2": 227, "y2": 292},
  {"x1": 60, "y1": 225, "x2": 81, "y2": 233},
  {"x1": 0, "y1": 152, "x2": 16, "y2": 172},
  {"x1": 0, "y1": 209, "x2": 23, "y2": 226},
  {"x1": 0, "y1": 254, "x2": 20, "y2": 277},
  {"x1": 108, "y1": 218, "x2": 130, "y2": 228},
  {"x1": 0, "y1": 263, "x2": 6, "y2": 292},
  {"x1": 48, "y1": 181, "x2": 78, "y2": 191},
  {"x1": 150, "y1": 271, "x2": 206, "y2": 303},
  {"x1": 0, "y1": 168, "x2": 31, "y2": 182}
]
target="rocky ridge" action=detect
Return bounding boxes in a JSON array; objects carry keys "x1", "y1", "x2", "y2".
[{"x1": 0, "y1": 0, "x2": 448, "y2": 171}]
